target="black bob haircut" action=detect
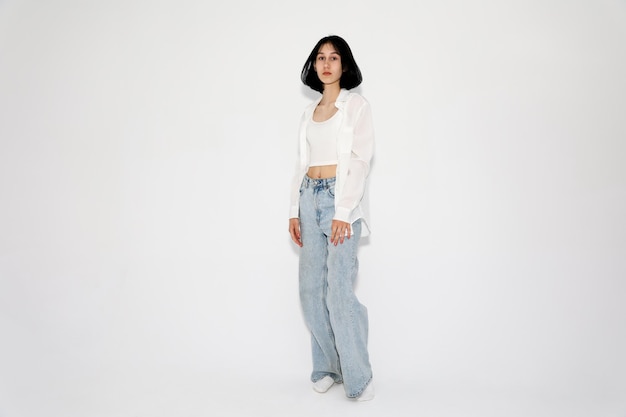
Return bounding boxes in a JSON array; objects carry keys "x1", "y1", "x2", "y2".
[{"x1": 301, "y1": 35, "x2": 363, "y2": 93}]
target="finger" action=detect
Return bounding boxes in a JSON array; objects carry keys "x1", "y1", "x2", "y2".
[
  {"x1": 342, "y1": 227, "x2": 352, "y2": 243},
  {"x1": 289, "y1": 226, "x2": 302, "y2": 247}
]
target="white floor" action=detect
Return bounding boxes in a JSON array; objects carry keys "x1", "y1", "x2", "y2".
[{"x1": 3, "y1": 368, "x2": 624, "y2": 417}]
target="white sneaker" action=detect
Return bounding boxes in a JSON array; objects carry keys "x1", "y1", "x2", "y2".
[
  {"x1": 356, "y1": 380, "x2": 375, "y2": 402},
  {"x1": 312, "y1": 376, "x2": 335, "y2": 393}
]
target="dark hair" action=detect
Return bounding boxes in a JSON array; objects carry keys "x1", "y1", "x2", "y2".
[{"x1": 301, "y1": 35, "x2": 363, "y2": 93}]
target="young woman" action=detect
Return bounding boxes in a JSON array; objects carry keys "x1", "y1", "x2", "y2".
[{"x1": 288, "y1": 35, "x2": 375, "y2": 401}]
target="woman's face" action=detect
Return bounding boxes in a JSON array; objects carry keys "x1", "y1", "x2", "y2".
[{"x1": 314, "y1": 43, "x2": 343, "y2": 88}]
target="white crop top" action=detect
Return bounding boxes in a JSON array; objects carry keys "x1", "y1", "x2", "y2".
[{"x1": 306, "y1": 111, "x2": 341, "y2": 166}]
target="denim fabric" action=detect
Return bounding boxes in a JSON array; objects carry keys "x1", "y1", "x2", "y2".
[{"x1": 298, "y1": 175, "x2": 373, "y2": 398}]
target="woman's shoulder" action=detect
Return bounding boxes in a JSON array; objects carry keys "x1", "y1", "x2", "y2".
[
  {"x1": 340, "y1": 90, "x2": 370, "y2": 112},
  {"x1": 348, "y1": 92, "x2": 368, "y2": 105}
]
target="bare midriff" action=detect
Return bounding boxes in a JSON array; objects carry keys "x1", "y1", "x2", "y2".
[{"x1": 307, "y1": 164, "x2": 337, "y2": 179}]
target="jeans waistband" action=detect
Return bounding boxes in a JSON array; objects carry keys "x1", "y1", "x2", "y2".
[{"x1": 303, "y1": 175, "x2": 336, "y2": 189}]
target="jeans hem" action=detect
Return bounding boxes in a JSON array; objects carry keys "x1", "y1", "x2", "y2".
[
  {"x1": 312, "y1": 374, "x2": 343, "y2": 385},
  {"x1": 346, "y1": 376, "x2": 372, "y2": 399}
]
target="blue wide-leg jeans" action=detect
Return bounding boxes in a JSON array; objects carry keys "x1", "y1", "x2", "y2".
[{"x1": 298, "y1": 175, "x2": 372, "y2": 398}]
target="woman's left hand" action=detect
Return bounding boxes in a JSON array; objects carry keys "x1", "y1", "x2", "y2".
[{"x1": 331, "y1": 220, "x2": 351, "y2": 246}]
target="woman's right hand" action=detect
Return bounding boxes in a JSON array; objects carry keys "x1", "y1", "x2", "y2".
[{"x1": 289, "y1": 218, "x2": 303, "y2": 247}]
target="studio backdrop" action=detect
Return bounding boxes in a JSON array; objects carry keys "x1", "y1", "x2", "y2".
[{"x1": 1, "y1": 0, "x2": 625, "y2": 416}]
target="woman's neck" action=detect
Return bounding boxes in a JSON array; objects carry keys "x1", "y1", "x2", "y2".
[{"x1": 320, "y1": 84, "x2": 341, "y2": 106}]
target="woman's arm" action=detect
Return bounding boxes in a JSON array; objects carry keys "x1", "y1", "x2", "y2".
[{"x1": 334, "y1": 98, "x2": 375, "y2": 222}]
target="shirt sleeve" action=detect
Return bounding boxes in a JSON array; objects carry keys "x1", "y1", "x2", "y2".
[
  {"x1": 289, "y1": 160, "x2": 304, "y2": 219},
  {"x1": 289, "y1": 112, "x2": 308, "y2": 219},
  {"x1": 333, "y1": 99, "x2": 375, "y2": 223}
]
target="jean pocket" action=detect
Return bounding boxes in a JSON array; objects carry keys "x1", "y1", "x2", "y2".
[{"x1": 328, "y1": 185, "x2": 335, "y2": 198}]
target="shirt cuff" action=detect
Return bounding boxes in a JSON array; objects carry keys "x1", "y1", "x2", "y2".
[{"x1": 333, "y1": 207, "x2": 351, "y2": 223}]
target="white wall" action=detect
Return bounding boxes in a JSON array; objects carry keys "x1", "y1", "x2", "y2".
[{"x1": 1, "y1": 0, "x2": 625, "y2": 416}]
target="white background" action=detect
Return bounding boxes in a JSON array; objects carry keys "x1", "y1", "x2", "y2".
[{"x1": 1, "y1": 1, "x2": 625, "y2": 416}]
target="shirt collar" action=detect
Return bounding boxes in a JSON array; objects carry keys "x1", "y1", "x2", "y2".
[
  {"x1": 307, "y1": 88, "x2": 350, "y2": 114},
  {"x1": 334, "y1": 88, "x2": 350, "y2": 109}
]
